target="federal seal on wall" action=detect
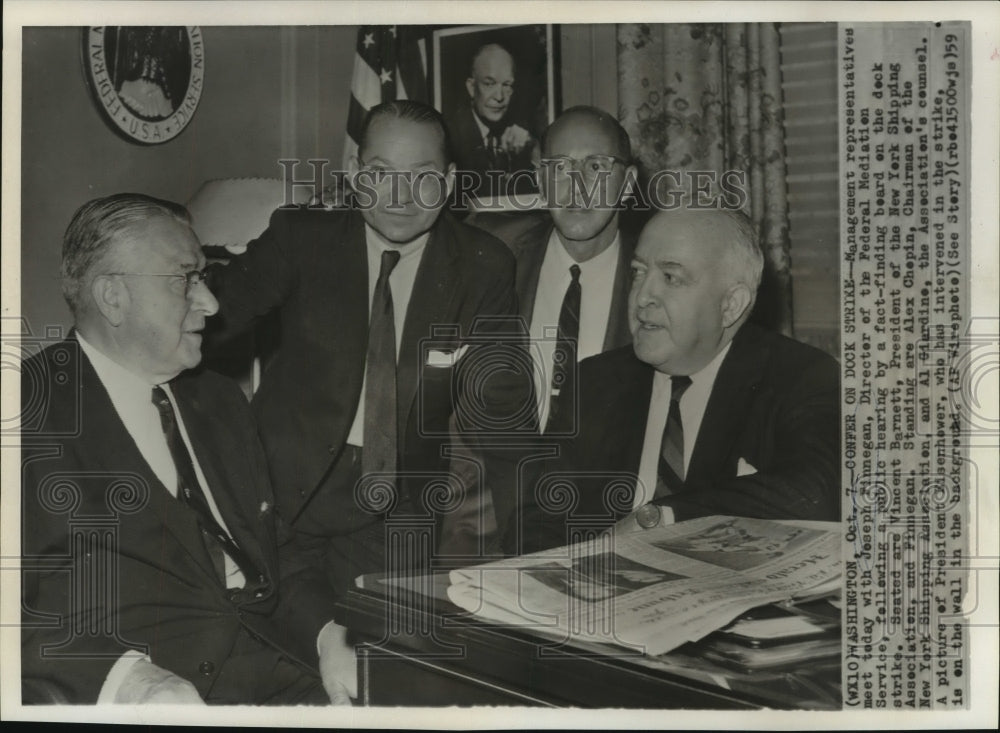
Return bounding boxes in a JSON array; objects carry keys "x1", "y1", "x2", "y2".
[{"x1": 82, "y1": 26, "x2": 205, "y2": 144}]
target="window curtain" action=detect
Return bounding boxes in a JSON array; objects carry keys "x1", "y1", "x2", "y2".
[{"x1": 617, "y1": 23, "x2": 792, "y2": 335}]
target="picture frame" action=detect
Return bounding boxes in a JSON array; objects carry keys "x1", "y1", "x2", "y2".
[
  {"x1": 432, "y1": 24, "x2": 557, "y2": 207},
  {"x1": 81, "y1": 26, "x2": 205, "y2": 145}
]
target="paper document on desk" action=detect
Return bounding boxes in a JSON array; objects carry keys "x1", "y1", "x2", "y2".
[{"x1": 447, "y1": 516, "x2": 841, "y2": 657}]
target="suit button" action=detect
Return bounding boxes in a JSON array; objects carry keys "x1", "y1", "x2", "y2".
[
  {"x1": 199, "y1": 661, "x2": 215, "y2": 676},
  {"x1": 228, "y1": 589, "x2": 243, "y2": 603},
  {"x1": 328, "y1": 444, "x2": 337, "y2": 454}
]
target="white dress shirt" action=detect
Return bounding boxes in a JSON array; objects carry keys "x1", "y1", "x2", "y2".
[
  {"x1": 345, "y1": 224, "x2": 429, "y2": 447},
  {"x1": 633, "y1": 342, "x2": 733, "y2": 521},
  {"x1": 530, "y1": 230, "x2": 621, "y2": 430}
]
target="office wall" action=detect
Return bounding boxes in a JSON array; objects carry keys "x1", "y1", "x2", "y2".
[
  {"x1": 19, "y1": 26, "x2": 356, "y2": 335},
  {"x1": 23, "y1": 25, "x2": 843, "y2": 348}
]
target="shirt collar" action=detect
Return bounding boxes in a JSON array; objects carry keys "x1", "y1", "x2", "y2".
[
  {"x1": 546, "y1": 228, "x2": 621, "y2": 276},
  {"x1": 653, "y1": 339, "x2": 733, "y2": 392},
  {"x1": 76, "y1": 332, "x2": 167, "y2": 425},
  {"x1": 364, "y1": 223, "x2": 429, "y2": 261},
  {"x1": 689, "y1": 339, "x2": 732, "y2": 388},
  {"x1": 77, "y1": 332, "x2": 163, "y2": 390}
]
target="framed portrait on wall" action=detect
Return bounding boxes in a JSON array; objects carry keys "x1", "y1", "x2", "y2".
[{"x1": 433, "y1": 24, "x2": 557, "y2": 206}]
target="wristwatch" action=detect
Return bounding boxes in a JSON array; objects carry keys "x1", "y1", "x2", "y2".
[{"x1": 635, "y1": 503, "x2": 662, "y2": 529}]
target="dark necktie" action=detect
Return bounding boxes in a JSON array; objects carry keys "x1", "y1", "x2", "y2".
[
  {"x1": 362, "y1": 249, "x2": 401, "y2": 488},
  {"x1": 151, "y1": 386, "x2": 263, "y2": 586},
  {"x1": 548, "y1": 264, "x2": 581, "y2": 427},
  {"x1": 485, "y1": 133, "x2": 501, "y2": 167},
  {"x1": 654, "y1": 375, "x2": 693, "y2": 498}
]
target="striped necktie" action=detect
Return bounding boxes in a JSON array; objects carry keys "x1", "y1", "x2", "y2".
[{"x1": 654, "y1": 375, "x2": 692, "y2": 498}]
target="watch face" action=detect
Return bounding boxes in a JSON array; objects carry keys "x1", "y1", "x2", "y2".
[
  {"x1": 82, "y1": 26, "x2": 205, "y2": 145},
  {"x1": 636, "y1": 503, "x2": 661, "y2": 529}
]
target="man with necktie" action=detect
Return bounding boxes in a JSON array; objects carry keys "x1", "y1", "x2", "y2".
[
  {"x1": 440, "y1": 106, "x2": 640, "y2": 555},
  {"x1": 21, "y1": 194, "x2": 343, "y2": 704},
  {"x1": 207, "y1": 100, "x2": 533, "y2": 693},
  {"x1": 519, "y1": 207, "x2": 840, "y2": 553}
]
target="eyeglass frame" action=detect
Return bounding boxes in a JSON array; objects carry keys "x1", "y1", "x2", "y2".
[
  {"x1": 534, "y1": 154, "x2": 631, "y2": 179},
  {"x1": 105, "y1": 268, "x2": 210, "y2": 295}
]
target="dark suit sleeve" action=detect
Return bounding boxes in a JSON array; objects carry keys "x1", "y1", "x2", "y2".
[
  {"x1": 236, "y1": 404, "x2": 336, "y2": 672},
  {"x1": 659, "y1": 355, "x2": 840, "y2": 523},
  {"x1": 207, "y1": 207, "x2": 300, "y2": 343},
  {"x1": 454, "y1": 244, "x2": 540, "y2": 548},
  {"x1": 21, "y1": 446, "x2": 129, "y2": 702}
]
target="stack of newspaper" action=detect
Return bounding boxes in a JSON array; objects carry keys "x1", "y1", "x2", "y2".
[{"x1": 447, "y1": 516, "x2": 841, "y2": 657}]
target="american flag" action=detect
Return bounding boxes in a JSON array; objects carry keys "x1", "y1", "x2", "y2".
[{"x1": 343, "y1": 25, "x2": 429, "y2": 168}]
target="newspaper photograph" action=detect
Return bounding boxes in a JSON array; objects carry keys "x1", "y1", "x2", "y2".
[{"x1": 1, "y1": 1, "x2": 997, "y2": 729}]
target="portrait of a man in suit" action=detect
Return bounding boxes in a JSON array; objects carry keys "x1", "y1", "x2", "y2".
[
  {"x1": 436, "y1": 26, "x2": 553, "y2": 201},
  {"x1": 20, "y1": 194, "x2": 344, "y2": 705},
  {"x1": 519, "y1": 207, "x2": 840, "y2": 553},
  {"x1": 453, "y1": 43, "x2": 537, "y2": 190}
]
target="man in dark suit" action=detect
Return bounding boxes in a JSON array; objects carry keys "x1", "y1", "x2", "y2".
[
  {"x1": 21, "y1": 194, "x2": 343, "y2": 704},
  {"x1": 447, "y1": 42, "x2": 538, "y2": 199},
  {"x1": 440, "y1": 106, "x2": 640, "y2": 553},
  {"x1": 518, "y1": 207, "x2": 840, "y2": 553},
  {"x1": 208, "y1": 101, "x2": 532, "y2": 598}
]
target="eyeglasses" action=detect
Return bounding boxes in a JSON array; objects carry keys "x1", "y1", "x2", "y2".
[
  {"x1": 535, "y1": 155, "x2": 629, "y2": 182},
  {"x1": 107, "y1": 269, "x2": 209, "y2": 295}
]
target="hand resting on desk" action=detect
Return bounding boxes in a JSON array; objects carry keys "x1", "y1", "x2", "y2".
[{"x1": 318, "y1": 621, "x2": 357, "y2": 705}]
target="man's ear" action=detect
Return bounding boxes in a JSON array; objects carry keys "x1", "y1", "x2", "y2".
[
  {"x1": 346, "y1": 155, "x2": 361, "y2": 190},
  {"x1": 465, "y1": 77, "x2": 475, "y2": 100},
  {"x1": 90, "y1": 275, "x2": 127, "y2": 327},
  {"x1": 443, "y1": 163, "x2": 457, "y2": 199},
  {"x1": 720, "y1": 282, "x2": 753, "y2": 328}
]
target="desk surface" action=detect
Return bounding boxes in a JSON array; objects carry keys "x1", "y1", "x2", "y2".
[{"x1": 337, "y1": 573, "x2": 841, "y2": 709}]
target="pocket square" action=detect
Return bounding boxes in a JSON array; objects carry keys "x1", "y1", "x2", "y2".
[
  {"x1": 737, "y1": 458, "x2": 758, "y2": 477},
  {"x1": 426, "y1": 344, "x2": 469, "y2": 367}
]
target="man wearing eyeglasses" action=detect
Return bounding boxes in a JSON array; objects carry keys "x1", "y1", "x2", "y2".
[
  {"x1": 441, "y1": 106, "x2": 639, "y2": 556},
  {"x1": 21, "y1": 194, "x2": 343, "y2": 704},
  {"x1": 515, "y1": 105, "x2": 639, "y2": 432}
]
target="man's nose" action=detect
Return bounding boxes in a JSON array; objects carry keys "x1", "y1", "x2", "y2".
[
  {"x1": 633, "y1": 272, "x2": 656, "y2": 307},
  {"x1": 395, "y1": 174, "x2": 415, "y2": 204},
  {"x1": 191, "y1": 279, "x2": 219, "y2": 316}
]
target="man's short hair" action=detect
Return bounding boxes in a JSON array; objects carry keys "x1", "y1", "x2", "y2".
[
  {"x1": 358, "y1": 99, "x2": 452, "y2": 166},
  {"x1": 61, "y1": 193, "x2": 190, "y2": 317},
  {"x1": 541, "y1": 105, "x2": 633, "y2": 163},
  {"x1": 717, "y1": 208, "x2": 764, "y2": 295}
]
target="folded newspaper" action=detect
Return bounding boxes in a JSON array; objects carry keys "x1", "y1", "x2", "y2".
[{"x1": 447, "y1": 516, "x2": 841, "y2": 657}]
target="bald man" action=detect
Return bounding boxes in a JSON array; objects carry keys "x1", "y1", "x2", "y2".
[
  {"x1": 439, "y1": 106, "x2": 639, "y2": 555},
  {"x1": 518, "y1": 208, "x2": 840, "y2": 553},
  {"x1": 447, "y1": 42, "x2": 538, "y2": 199}
]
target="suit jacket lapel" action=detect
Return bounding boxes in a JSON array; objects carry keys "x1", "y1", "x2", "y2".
[
  {"x1": 602, "y1": 234, "x2": 634, "y2": 351},
  {"x1": 75, "y1": 347, "x2": 221, "y2": 586},
  {"x1": 514, "y1": 222, "x2": 551, "y2": 324},
  {"x1": 686, "y1": 325, "x2": 767, "y2": 485},
  {"x1": 171, "y1": 377, "x2": 272, "y2": 585},
  {"x1": 328, "y1": 212, "x2": 371, "y2": 454},
  {"x1": 396, "y1": 214, "x2": 461, "y2": 430}
]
